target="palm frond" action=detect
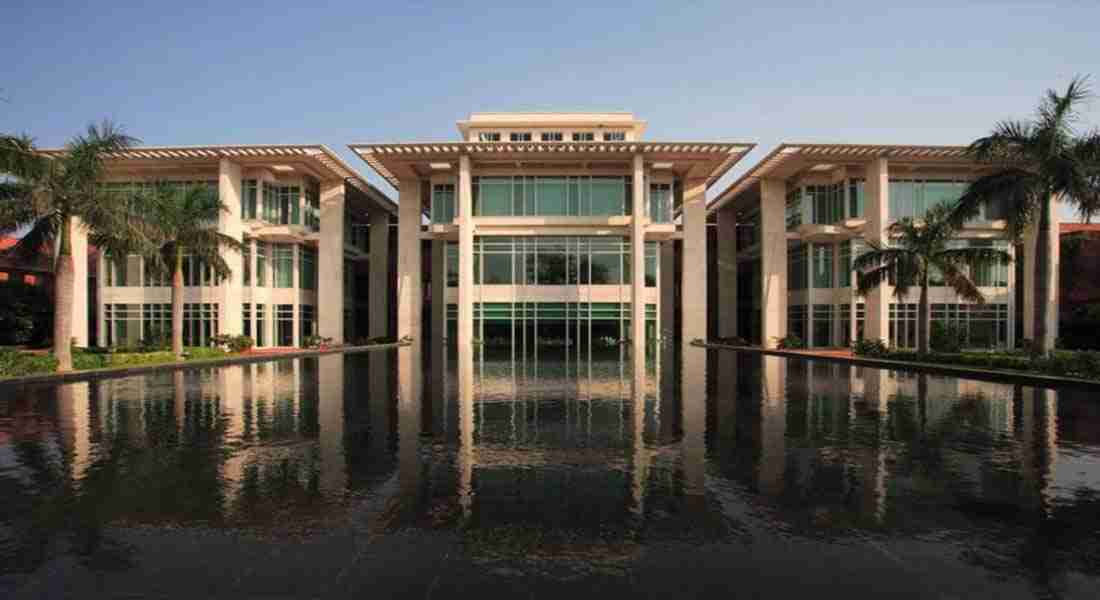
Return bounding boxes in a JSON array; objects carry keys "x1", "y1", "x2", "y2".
[
  {"x1": 937, "y1": 247, "x2": 1013, "y2": 268},
  {"x1": 10, "y1": 213, "x2": 60, "y2": 264},
  {"x1": 940, "y1": 262, "x2": 985, "y2": 303},
  {"x1": 951, "y1": 168, "x2": 1040, "y2": 237}
]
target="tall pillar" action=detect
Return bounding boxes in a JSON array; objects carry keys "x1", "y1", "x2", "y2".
[
  {"x1": 318, "y1": 182, "x2": 345, "y2": 343},
  {"x1": 95, "y1": 244, "x2": 106, "y2": 347},
  {"x1": 863, "y1": 158, "x2": 890, "y2": 344},
  {"x1": 68, "y1": 217, "x2": 89, "y2": 347},
  {"x1": 218, "y1": 160, "x2": 244, "y2": 336},
  {"x1": 431, "y1": 239, "x2": 446, "y2": 344},
  {"x1": 1022, "y1": 196, "x2": 1060, "y2": 350},
  {"x1": 631, "y1": 155, "x2": 646, "y2": 349},
  {"x1": 717, "y1": 204, "x2": 738, "y2": 338},
  {"x1": 369, "y1": 210, "x2": 391, "y2": 338},
  {"x1": 291, "y1": 243, "x2": 301, "y2": 347},
  {"x1": 1006, "y1": 243, "x2": 1017, "y2": 349},
  {"x1": 659, "y1": 241, "x2": 676, "y2": 341},
  {"x1": 397, "y1": 178, "x2": 424, "y2": 341},
  {"x1": 457, "y1": 155, "x2": 474, "y2": 348},
  {"x1": 249, "y1": 239, "x2": 258, "y2": 341},
  {"x1": 681, "y1": 177, "x2": 707, "y2": 344},
  {"x1": 759, "y1": 178, "x2": 788, "y2": 348}
]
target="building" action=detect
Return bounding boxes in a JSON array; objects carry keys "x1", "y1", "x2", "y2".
[
  {"x1": 49, "y1": 145, "x2": 397, "y2": 349},
  {"x1": 708, "y1": 144, "x2": 1060, "y2": 350},
  {"x1": 350, "y1": 112, "x2": 753, "y2": 352}
]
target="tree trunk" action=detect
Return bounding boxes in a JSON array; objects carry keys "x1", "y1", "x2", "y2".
[
  {"x1": 172, "y1": 250, "x2": 184, "y2": 359},
  {"x1": 1033, "y1": 194, "x2": 1053, "y2": 354},
  {"x1": 54, "y1": 215, "x2": 74, "y2": 372},
  {"x1": 918, "y1": 270, "x2": 930, "y2": 354}
]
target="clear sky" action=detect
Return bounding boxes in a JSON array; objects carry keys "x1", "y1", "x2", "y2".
[{"x1": 3, "y1": 0, "x2": 1098, "y2": 219}]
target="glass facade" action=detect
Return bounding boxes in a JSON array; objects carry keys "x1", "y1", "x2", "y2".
[
  {"x1": 448, "y1": 301, "x2": 658, "y2": 347},
  {"x1": 432, "y1": 183, "x2": 456, "y2": 224},
  {"x1": 787, "y1": 242, "x2": 807, "y2": 291},
  {"x1": 273, "y1": 244, "x2": 294, "y2": 288},
  {"x1": 808, "y1": 183, "x2": 845, "y2": 224},
  {"x1": 300, "y1": 305, "x2": 316, "y2": 342},
  {"x1": 812, "y1": 243, "x2": 833, "y2": 289},
  {"x1": 649, "y1": 183, "x2": 672, "y2": 223},
  {"x1": 472, "y1": 237, "x2": 656, "y2": 287},
  {"x1": 300, "y1": 247, "x2": 318, "y2": 291},
  {"x1": 473, "y1": 176, "x2": 631, "y2": 217},
  {"x1": 276, "y1": 304, "x2": 294, "y2": 347}
]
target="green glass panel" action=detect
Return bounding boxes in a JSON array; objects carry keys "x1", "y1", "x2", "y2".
[
  {"x1": 537, "y1": 178, "x2": 568, "y2": 216},
  {"x1": 590, "y1": 178, "x2": 624, "y2": 216},
  {"x1": 477, "y1": 178, "x2": 512, "y2": 216}
]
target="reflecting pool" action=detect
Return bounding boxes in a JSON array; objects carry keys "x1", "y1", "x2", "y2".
[{"x1": 1, "y1": 344, "x2": 1099, "y2": 599}]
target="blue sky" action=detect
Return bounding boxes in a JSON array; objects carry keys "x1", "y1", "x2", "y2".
[{"x1": 3, "y1": 1, "x2": 1098, "y2": 219}]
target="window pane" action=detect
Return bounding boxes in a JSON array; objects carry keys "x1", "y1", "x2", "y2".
[
  {"x1": 537, "y1": 177, "x2": 568, "y2": 216},
  {"x1": 477, "y1": 178, "x2": 512, "y2": 216},
  {"x1": 482, "y1": 253, "x2": 513, "y2": 284},
  {"x1": 590, "y1": 178, "x2": 625, "y2": 216}
]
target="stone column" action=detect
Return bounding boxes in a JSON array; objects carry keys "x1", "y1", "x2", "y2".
[
  {"x1": 717, "y1": 204, "x2": 738, "y2": 338},
  {"x1": 631, "y1": 155, "x2": 646, "y2": 349},
  {"x1": 291, "y1": 243, "x2": 301, "y2": 347},
  {"x1": 370, "y1": 210, "x2": 391, "y2": 338},
  {"x1": 681, "y1": 178, "x2": 707, "y2": 344},
  {"x1": 759, "y1": 178, "x2": 788, "y2": 348},
  {"x1": 249, "y1": 239, "x2": 258, "y2": 341},
  {"x1": 397, "y1": 178, "x2": 424, "y2": 341},
  {"x1": 659, "y1": 241, "x2": 676, "y2": 341},
  {"x1": 218, "y1": 160, "x2": 244, "y2": 336},
  {"x1": 318, "y1": 182, "x2": 345, "y2": 343},
  {"x1": 1006, "y1": 243, "x2": 1017, "y2": 350},
  {"x1": 1022, "y1": 196, "x2": 1060, "y2": 350},
  {"x1": 68, "y1": 217, "x2": 89, "y2": 346},
  {"x1": 96, "y1": 246, "x2": 106, "y2": 347},
  {"x1": 457, "y1": 155, "x2": 474, "y2": 348},
  {"x1": 863, "y1": 158, "x2": 890, "y2": 343},
  {"x1": 431, "y1": 239, "x2": 446, "y2": 345}
]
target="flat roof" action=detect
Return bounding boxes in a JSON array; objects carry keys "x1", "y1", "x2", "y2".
[
  {"x1": 39, "y1": 144, "x2": 397, "y2": 215},
  {"x1": 457, "y1": 112, "x2": 646, "y2": 136},
  {"x1": 708, "y1": 143, "x2": 974, "y2": 213},
  {"x1": 349, "y1": 141, "x2": 755, "y2": 190}
]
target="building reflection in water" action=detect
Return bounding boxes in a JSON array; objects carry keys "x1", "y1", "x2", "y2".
[{"x1": 3, "y1": 345, "x2": 1099, "y2": 589}]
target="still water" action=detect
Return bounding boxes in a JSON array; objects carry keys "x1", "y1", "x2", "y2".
[{"x1": 1, "y1": 344, "x2": 1099, "y2": 599}]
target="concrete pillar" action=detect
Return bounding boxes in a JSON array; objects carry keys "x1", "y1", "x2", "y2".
[
  {"x1": 249, "y1": 238, "x2": 258, "y2": 340},
  {"x1": 457, "y1": 155, "x2": 474, "y2": 347},
  {"x1": 397, "y1": 178, "x2": 424, "y2": 341},
  {"x1": 96, "y1": 250, "x2": 106, "y2": 347},
  {"x1": 759, "y1": 355, "x2": 787, "y2": 495},
  {"x1": 631, "y1": 155, "x2": 646, "y2": 349},
  {"x1": 659, "y1": 241, "x2": 676, "y2": 341},
  {"x1": 717, "y1": 204, "x2": 738, "y2": 338},
  {"x1": 1006, "y1": 243, "x2": 1017, "y2": 349},
  {"x1": 370, "y1": 210, "x2": 391, "y2": 338},
  {"x1": 681, "y1": 177, "x2": 707, "y2": 344},
  {"x1": 1022, "y1": 196, "x2": 1060, "y2": 350},
  {"x1": 291, "y1": 243, "x2": 301, "y2": 347},
  {"x1": 681, "y1": 342, "x2": 707, "y2": 500},
  {"x1": 759, "y1": 179, "x2": 788, "y2": 348},
  {"x1": 318, "y1": 183, "x2": 345, "y2": 343},
  {"x1": 431, "y1": 239, "x2": 446, "y2": 344},
  {"x1": 398, "y1": 344, "x2": 423, "y2": 511},
  {"x1": 68, "y1": 217, "x2": 89, "y2": 346},
  {"x1": 218, "y1": 160, "x2": 244, "y2": 336},
  {"x1": 863, "y1": 158, "x2": 890, "y2": 344}
]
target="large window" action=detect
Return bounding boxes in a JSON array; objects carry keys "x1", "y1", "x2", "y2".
[
  {"x1": 255, "y1": 304, "x2": 266, "y2": 347},
  {"x1": 788, "y1": 304, "x2": 807, "y2": 342},
  {"x1": 242, "y1": 179, "x2": 258, "y2": 220},
  {"x1": 255, "y1": 242, "x2": 268, "y2": 287},
  {"x1": 182, "y1": 303, "x2": 218, "y2": 347},
  {"x1": 300, "y1": 305, "x2": 315, "y2": 342},
  {"x1": 812, "y1": 243, "x2": 834, "y2": 288},
  {"x1": 839, "y1": 241, "x2": 852, "y2": 288},
  {"x1": 261, "y1": 183, "x2": 301, "y2": 225},
  {"x1": 451, "y1": 301, "x2": 658, "y2": 346},
  {"x1": 788, "y1": 241, "x2": 807, "y2": 291},
  {"x1": 276, "y1": 304, "x2": 294, "y2": 346},
  {"x1": 786, "y1": 187, "x2": 803, "y2": 230},
  {"x1": 509, "y1": 132, "x2": 532, "y2": 142},
  {"x1": 849, "y1": 179, "x2": 865, "y2": 218},
  {"x1": 889, "y1": 303, "x2": 919, "y2": 349},
  {"x1": 273, "y1": 244, "x2": 294, "y2": 288},
  {"x1": 304, "y1": 179, "x2": 320, "y2": 231},
  {"x1": 813, "y1": 304, "x2": 834, "y2": 347},
  {"x1": 888, "y1": 179, "x2": 978, "y2": 222},
  {"x1": 809, "y1": 183, "x2": 845, "y2": 224},
  {"x1": 243, "y1": 303, "x2": 252, "y2": 338},
  {"x1": 300, "y1": 247, "x2": 318, "y2": 290},
  {"x1": 142, "y1": 303, "x2": 170, "y2": 346},
  {"x1": 541, "y1": 132, "x2": 563, "y2": 142},
  {"x1": 472, "y1": 176, "x2": 630, "y2": 217},
  {"x1": 471, "y1": 236, "x2": 656, "y2": 287},
  {"x1": 932, "y1": 303, "x2": 1009, "y2": 349},
  {"x1": 969, "y1": 240, "x2": 1009, "y2": 287},
  {"x1": 432, "y1": 183, "x2": 456, "y2": 223},
  {"x1": 104, "y1": 304, "x2": 141, "y2": 347},
  {"x1": 243, "y1": 241, "x2": 251, "y2": 286},
  {"x1": 649, "y1": 183, "x2": 672, "y2": 223},
  {"x1": 572, "y1": 132, "x2": 595, "y2": 141}
]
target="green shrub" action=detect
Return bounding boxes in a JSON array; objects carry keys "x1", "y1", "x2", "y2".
[
  {"x1": 775, "y1": 335, "x2": 805, "y2": 350},
  {"x1": 930, "y1": 321, "x2": 965, "y2": 354},
  {"x1": 211, "y1": 334, "x2": 255, "y2": 353},
  {"x1": 303, "y1": 335, "x2": 334, "y2": 349},
  {"x1": 853, "y1": 339, "x2": 889, "y2": 357},
  {"x1": 0, "y1": 349, "x2": 58, "y2": 377},
  {"x1": 106, "y1": 351, "x2": 176, "y2": 368},
  {"x1": 72, "y1": 349, "x2": 109, "y2": 371}
]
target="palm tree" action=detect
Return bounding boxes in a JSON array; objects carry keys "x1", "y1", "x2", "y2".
[
  {"x1": 854, "y1": 204, "x2": 1012, "y2": 354},
  {"x1": 1, "y1": 123, "x2": 151, "y2": 371},
  {"x1": 952, "y1": 76, "x2": 1100, "y2": 353},
  {"x1": 140, "y1": 183, "x2": 242, "y2": 358}
]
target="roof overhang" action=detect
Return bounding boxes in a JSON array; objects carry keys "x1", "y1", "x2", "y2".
[
  {"x1": 708, "y1": 143, "x2": 977, "y2": 214},
  {"x1": 348, "y1": 141, "x2": 755, "y2": 191},
  {"x1": 456, "y1": 112, "x2": 647, "y2": 138},
  {"x1": 39, "y1": 144, "x2": 397, "y2": 215}
]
